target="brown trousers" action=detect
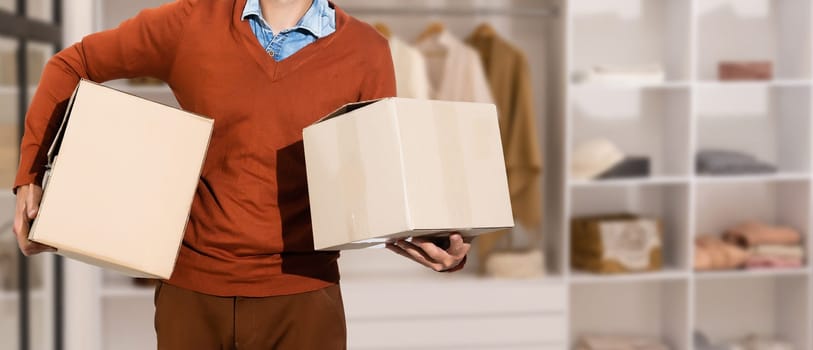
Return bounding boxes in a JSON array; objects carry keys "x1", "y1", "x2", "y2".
[{"x1": 154, "y1": 282, "x2": 347, "y2": 350}]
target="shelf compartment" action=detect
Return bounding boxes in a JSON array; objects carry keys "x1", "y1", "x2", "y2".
[
  {"x1": 570, "y1": 184, "x2": 691, "y2": 272},
  {"x1": 570, "y1": 280, "x2": 689, "y2": 350},
  {"x1": 570, "y1": 0, "x2": 691, "y2": 82},
  {"x1": 571, "y1": 88, "x2": 691, "y2": 177},
  {"x1": 695, "y1": 275, "x2": 810, "y2": 349},
  {"x1": 696, "y1": 0, "x2": 812, "y2": 81},
  {"x1": 694, "y1": 181, "x2": 810, "y2": 255},
  {"x1": 695, "y1": 85, "x2": 811, "y2": 174}
]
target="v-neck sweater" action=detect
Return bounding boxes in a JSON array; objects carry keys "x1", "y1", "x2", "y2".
[{"x1": 15, "y1": 0, "x2": 396, "y2": 297}]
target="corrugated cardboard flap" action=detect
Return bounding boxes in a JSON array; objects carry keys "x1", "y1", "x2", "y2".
[{"x1": 312, "y1": 98, "x2": 389, "y2": 124}]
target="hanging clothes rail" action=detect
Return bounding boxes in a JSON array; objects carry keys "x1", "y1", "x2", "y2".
[{"x1": 341, "y1": 6, "x2": 558, "y2": 18}]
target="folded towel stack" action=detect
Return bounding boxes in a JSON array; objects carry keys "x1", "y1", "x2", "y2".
[
  {"x1": 697, "y1": 150, "x2": 777, "y2": 175},
  {"x1": 695, "y1": 221, "x2": 805, "y2": 271},
  {"x1": 694, "y1": 235, "x2": 749, "y2": 271},
  {"x1": 576, "y1": 335, "x2": 670, "y2": 350},
  {"x1": 724, "y1": 222, "x2": 804, "y2": 269}
]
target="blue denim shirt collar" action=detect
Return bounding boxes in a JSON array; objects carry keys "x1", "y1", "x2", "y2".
[{"x1": 241, "y1": 0, "x2": 335, "y2": 38}]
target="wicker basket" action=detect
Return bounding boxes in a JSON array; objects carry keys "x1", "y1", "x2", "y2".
[{"x1": 571, "y1": 214, "x2": 663, "y2": 274}]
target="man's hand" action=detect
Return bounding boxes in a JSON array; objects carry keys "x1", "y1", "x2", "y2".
[
  {"x1": 12, "y1": 184, "x2": 56, "y2": 256},
  {"x1": 386, "y1": 233, "x2": 471, "y2": 272}
]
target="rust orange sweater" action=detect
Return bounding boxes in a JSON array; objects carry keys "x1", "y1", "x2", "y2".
[{"x1": 14, "y1": 0, "x2": 396, "y2": 297}]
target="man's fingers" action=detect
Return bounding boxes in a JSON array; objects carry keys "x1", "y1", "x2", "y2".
[
  {"x1": 26, "y1": 242, "x2": 56, "y2": 255},
  {"x1": 13, "y1": 184, "x2": 54, "y2": 256},
  {"x1": 449, "y1": 233, "x2": 463, "y2": 245},
  {"x1": 387, "y1": 242, "x2": 445, "y2": 271},
  {"x1": 26, "y1": 184, "x2": 42, "y2": 219},
  {"x1": 410, "y1": 238, "x2": 448, "y2": 259},
  {"x1": 446, "y1": 234, "x2": 471, "y2": 257},
  {"x1": 386, "y1": 243, "x2": 435, "y2": 269},
  {"x1": 14, "y1": 189, "x2": 28, "y2": 236},
  {"x1": 14, "y1": 213, "x2": 32, "y2": 255},
  {"x1": 412, "y1": 234, "x2": 468, "y2": 268},
  {"x1": 13, "y1": 185, "x2": 27, "y2": 236}
]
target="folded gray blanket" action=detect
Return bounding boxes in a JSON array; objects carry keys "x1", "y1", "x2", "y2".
[{"x1": 697, "y1": 149, "x2": 777, "y2": 175}]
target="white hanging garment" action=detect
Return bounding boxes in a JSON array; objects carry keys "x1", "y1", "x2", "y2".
[
  {"x1": 414, "y1": 29, "x2": 494, "y2": 103},
  {"x1": 388, "y1": 36, "x2": 431, "y2": 99}
]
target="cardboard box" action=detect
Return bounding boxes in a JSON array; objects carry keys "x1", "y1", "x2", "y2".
[
  {"x1": 303, "y1": 98, "x2": 514, "y2": 250},
  {"x1": 29, "y1": 80, "x2": 213, "y2": 279}
]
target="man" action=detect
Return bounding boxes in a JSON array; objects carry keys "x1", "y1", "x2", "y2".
[{"x1": 11, "y1": 0, "x2": 470, "y2": 348}]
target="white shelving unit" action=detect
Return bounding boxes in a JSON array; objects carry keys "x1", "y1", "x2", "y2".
[{"x1": 550, "y1": 0, "x2": 813, "y2": 348}]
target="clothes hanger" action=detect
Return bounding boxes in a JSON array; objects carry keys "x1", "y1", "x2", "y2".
[
  {"x1": 471, "y1": 22, "x2": 497, "y2": 39},
  {"x1": 373, "y1": 22, "x2": 392, "y2": 39},
  {"x1": 416, "y1": 21, "x2": 446, "y2": 43}
]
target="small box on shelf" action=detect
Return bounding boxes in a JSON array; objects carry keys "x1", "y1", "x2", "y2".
[{"x1": 718, "y1": 61, "x2": 773, "y2": 81}]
